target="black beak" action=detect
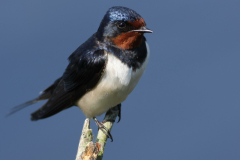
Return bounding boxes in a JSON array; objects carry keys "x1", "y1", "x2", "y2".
[{"x1": 131, "y1": 26, "x2": 153, "y2": 33}]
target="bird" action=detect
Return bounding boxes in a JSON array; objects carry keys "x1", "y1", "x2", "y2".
[{"x1": 7, "y1": 6, "x2": 153, "y2": 141}]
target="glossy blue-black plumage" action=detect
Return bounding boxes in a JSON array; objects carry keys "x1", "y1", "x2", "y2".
[
  {"x1": 97, "y1": 6, "x2": 142, "y2": 41},
  {"x1": 106, "y1": 6, "x2": 142, "y2": 23},
  {"x1": 31, "y1": 34, "x2": 107, "y2": 120},
  {"x1": 63, "y1": 35, "x2": 106, "y2": 92}
]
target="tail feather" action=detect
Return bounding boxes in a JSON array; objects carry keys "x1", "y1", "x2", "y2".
[
  {"x1": 6, "y1": 77, "x2": 62, "y2": 118},
  {"x1": 6, "y1": 98, "x2": 40, "y2": 117}
]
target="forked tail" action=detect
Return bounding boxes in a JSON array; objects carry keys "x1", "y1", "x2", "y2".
[{"x1": 6, "y1": 98, "x2": 40, "y2": 117}]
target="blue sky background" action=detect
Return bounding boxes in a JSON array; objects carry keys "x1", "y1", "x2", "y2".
[{"x1": 1, "y1": 0, "x2": 240, "y2": 159}]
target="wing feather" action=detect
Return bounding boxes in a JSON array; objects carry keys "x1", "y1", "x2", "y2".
[{"x1": 31, "y1": 49, "x2": 107, "y2": 120}]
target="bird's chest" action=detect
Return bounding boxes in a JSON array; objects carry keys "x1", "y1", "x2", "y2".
[
  {"x1": 76, "y1": 52, "x2": 148, "y2": 118},
  {"x1": 99, "y1": 53, "x2": 138, "y2": 99}
]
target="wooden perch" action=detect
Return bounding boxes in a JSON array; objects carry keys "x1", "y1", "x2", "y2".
[
  {"x1": 75, "y1": 106, "x2": 119, "y2": 160},
  {"x1": 79, "y1": 142, "x2": 101, "y2": 160}
]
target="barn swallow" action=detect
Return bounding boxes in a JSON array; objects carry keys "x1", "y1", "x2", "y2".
[{"x1": 8, "y1": 6, "x2": 152, "y2": 141}]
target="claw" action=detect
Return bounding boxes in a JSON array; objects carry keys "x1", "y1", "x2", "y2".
[{"x1": 94, "y1": 117, "x2": 113, "y2": 142}]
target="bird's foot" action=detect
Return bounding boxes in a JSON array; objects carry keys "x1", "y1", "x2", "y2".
[
  {"x1": 116, "y1": 104, "x2": 121, "y2": 123},
  {"x1": 93, "y1": 117, "x2": 113, "y2": 142},
  {"x1": 103, "y1": 104, "x2": 121, "y2": 123}
]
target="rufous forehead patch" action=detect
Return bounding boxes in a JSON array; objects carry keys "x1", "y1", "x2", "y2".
[{"x1": 128, "y1": 18, "x2": 146, "y2": 29}]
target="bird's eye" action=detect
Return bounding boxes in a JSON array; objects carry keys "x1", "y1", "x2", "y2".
[{"x1": 117, "y1": 22, "x2": 126, "y2": 29}]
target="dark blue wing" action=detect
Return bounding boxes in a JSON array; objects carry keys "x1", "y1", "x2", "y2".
[
  {"x1": 31, "y1": 34, "x2": 107, "y2": 120},
  {"x1": 63, "y1": 49, "x2": 106, "y2": 92}
]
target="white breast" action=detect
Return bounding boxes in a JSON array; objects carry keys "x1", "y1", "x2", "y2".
[{"x1": 76, "y1": 42, "x2": 150, "y2": 118}]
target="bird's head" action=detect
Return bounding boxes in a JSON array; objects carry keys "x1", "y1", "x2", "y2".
[{"x1": 97, "y1": 6, "x2": 153, "y2": 50}]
